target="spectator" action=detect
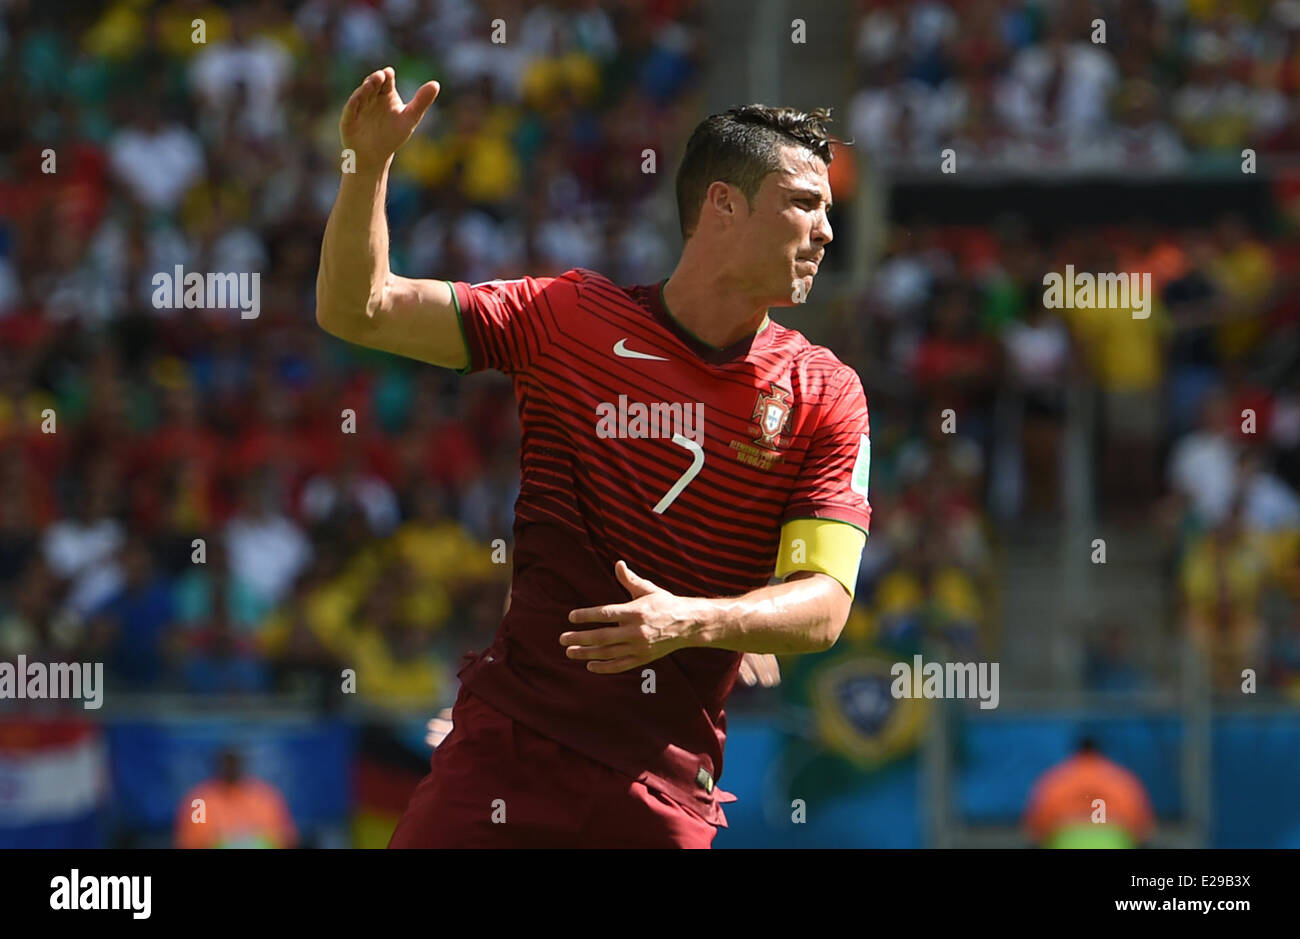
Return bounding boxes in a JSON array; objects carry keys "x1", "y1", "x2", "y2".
[
  {"x1": 1005, "y1": 17, "x2": 1119, "y2": 155},
  {"x1": 911, "y1": 287, "x2": 999, "y2": 435},
  {"x1": 42, "y1": 467, "x2": 126, "y2": 619},
  {"x1": 180, "y1": 588, "x2": 270, "y2": 695},
  {"x1": 87, "y1": 536, "x2": 179, "y2": 691},
  {"x1": 1179, "y1": 500, "x2": 1268, "y2": 692},
  {"x1": 1237, "y1": 448, "x2": 1300, "y2": 534},
  {"x1": 188, "y1": 7, "x2": 293, "y2": 143},
  {"x1": 1168, "y1": 390, "x2": 1242, "y2": 530},
  {"x1": 299, "y1": 449, "x2": 401, "y2": 538},
  {"x1": 1209, "y1": 215, "x2": 1277, "y2": 362},
  {"x1": 262, "y1": 570, "x2": 341, "y2": 705},
  {"x1": 0, "y1": 560, "x2": 64, "y2": 661},
  {"x1": 349, "y1": 583, "x2": 443, "y2": 709},
  {"x1": 106, "y1": 101, "x2": 205, "y2": 214},
  {"x1": 0, "y1": 464, "x2": 41, "y2": 584},
  {"x1": 222, "y1": 475, "x2": 312, "y2": 611},
  {"x1": 175, "y1": 747, "x2": 297, "y2": 848},
  {"x1": 1001, "y1": 300, "x2": 1071, "y2": 517},
  {"x1": 390, "y1": 485, "x2": 505, "y2": 616},
  {"x1": 173, "y1": 533, "x2": 272, "y2": 636},
  {"x1": 1023, "y1": 737, "x2": 1155, "y2": 848}
]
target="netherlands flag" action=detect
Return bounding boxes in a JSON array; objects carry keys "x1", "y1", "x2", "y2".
[{"x1": 0, "y1": 719, "x2": 109, "y2": 848}]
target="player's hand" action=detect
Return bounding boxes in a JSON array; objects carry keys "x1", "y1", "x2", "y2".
[
  {"x1": 738, "y1": 653, "x2": 780, "y2": 687},
  {"x1": 425, "y1": 707, "x2": 454, "y2": 748},
  {"x1": 561, "y1": 560, "x2": 699, "y2": 673},
  {"x1": 340, "y1": 67, "x2": 440, "y2": 175}
]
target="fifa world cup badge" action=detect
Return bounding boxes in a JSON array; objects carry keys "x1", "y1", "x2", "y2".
[{"x1": 851, "y1": 434, "x2": 870, "y2": 502}]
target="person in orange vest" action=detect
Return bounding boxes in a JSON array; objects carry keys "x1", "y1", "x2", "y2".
[
  {"x1": 1023, "y1": 737, "x2": 1155, "y2": 848},
  {"x1": 175, "y1": 747, "x2": 298, "y2": 848}
]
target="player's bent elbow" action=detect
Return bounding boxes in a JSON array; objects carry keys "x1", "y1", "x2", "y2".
[
  {"x1": 812, "y1": 620, "x2": 842, "y2": 653},
  {"x1": 315, "y1": 269, "x2": 388, "y2": 340},
  {"x1": 315, "y1": 303, "x2": 357, "y2": 342},
  {"x1": 314, "y1": 299, "x2": 340, "y2": 335},
  {"x1": 814, "y1": 603, "x2": 852, "y2": 652},
  {"x1": 315, "y1": 293, "x2": 377, "y2": 344},
  {"x1": 313, "y1": 280, "x2": 352, "y2": 337}
]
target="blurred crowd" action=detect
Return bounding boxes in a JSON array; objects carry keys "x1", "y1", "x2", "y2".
[
  {"x1": 1, "y1": 0, "x2": 1298, "y2": 712},
  {"x1": 834, "y1": 212, "x2": 1300, "y2": 696},
  {"x1": 0, "y1": 0, "x2": 704, "y2": 706},
  {"x1": 850, "y1": 0, "x2": 1300, "y2": 172}
]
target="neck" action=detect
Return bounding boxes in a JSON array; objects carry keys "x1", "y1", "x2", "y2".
[{"x1": 662, "y1": 254, "x2": 771, "y2": 349}]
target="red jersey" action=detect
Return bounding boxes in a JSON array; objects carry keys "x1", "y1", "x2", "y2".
[{"x1": 449, "y1": 268, "x2": 871, "y2": 825}]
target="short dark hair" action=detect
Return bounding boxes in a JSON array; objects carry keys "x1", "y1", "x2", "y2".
[{"x1": 674, "y1": 104, "x2": 842, "y2": 240}]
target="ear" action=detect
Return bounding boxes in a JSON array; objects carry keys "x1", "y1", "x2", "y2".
[{"x1": 705, "y1": 180, "x2": 739, "y2": 226}]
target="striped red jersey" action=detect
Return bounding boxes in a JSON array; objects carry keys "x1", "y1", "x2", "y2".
[{"x1": 449, "y1": 267, "x2": 871, "y2": 826}]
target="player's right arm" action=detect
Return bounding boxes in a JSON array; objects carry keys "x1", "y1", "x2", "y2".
[{"x1": 315, "y1": 68, "x2": 468, "y2": 370}]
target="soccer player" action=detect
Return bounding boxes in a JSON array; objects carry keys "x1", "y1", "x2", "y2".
[{"x1": 317, "y1": 68, "x2": 872, "y2": 848}]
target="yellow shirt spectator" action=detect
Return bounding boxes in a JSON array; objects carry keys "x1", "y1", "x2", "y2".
[
  {"x1": 1212, "y1": 241, "x2": 1275, "y2": 360},
  {"x1": 351, "y1": 626, "x2": 441, "y2": 708},
  {"x1": 931, "y1": 567, "x2": 982, "y2": 623},
  {"x1": 522, "y1": 53, "x2": 602, "y2": 110},
  {"x1": 1180, "y1": 532, "x2": 1267, "y2": 621},
  {"x1": 83, "y1": 0, "x2": 150, "y2": 60},
  {"x1": 259, "y1": 560, "x2": 374, "y2": 659},
  {"x1": 875, "y1": 570, "x2": 925, "y2": 618},
  {"x1": 391, "y1": 519, "x2": 501, "y2": 586},
  {"x1": 1062, "y1": 293, "x2": 1168, "y2": 392}
]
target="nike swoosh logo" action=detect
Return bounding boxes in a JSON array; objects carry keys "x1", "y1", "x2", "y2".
[{"x1": 613, "y1": 338, "x2": 670, "y2": 361}]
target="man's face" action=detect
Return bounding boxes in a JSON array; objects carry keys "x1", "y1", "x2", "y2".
[{"x1": 730, "y1": 144, "x2": 834, "y2": 306}]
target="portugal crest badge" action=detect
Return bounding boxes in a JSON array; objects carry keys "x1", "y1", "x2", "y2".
[{"x1": 751, "y1": 384, "x2": 793, "y2": 449}]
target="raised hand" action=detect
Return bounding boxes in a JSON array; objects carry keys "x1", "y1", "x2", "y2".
[{"x1": 339, "y1": 67, "x2": 440, "y2": 175}]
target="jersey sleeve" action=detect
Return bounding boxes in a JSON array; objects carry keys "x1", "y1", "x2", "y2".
[
  {"x1": 447, "y1": 270, "x2": 580, "y2": 375},
  {"x1": 782, "y1": 366, "x2": 872, "y2": 535}
]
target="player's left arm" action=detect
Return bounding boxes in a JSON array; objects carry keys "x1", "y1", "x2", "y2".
[
  {"x1": 563, "y1": 368, "x2": 871, "y2": 672},
  {"x1": 561, "y1": 558, "x2": 853, "y2": 671}
]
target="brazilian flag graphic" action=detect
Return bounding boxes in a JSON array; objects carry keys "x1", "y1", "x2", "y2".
[{"x1": 776, "y1": 635, "x2": 933, "y2": 805}]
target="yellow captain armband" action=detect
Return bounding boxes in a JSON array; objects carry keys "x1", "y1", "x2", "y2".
[{"x1": 774, "y1": 518, "x2": 868, "y2": 599}]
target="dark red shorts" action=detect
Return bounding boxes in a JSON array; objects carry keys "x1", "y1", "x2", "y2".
[{"x1": 387, "y1": 686, "x2": 718, "y2": 848}]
